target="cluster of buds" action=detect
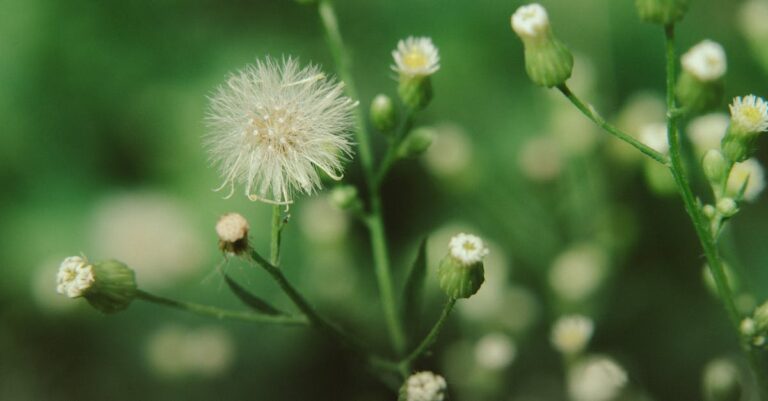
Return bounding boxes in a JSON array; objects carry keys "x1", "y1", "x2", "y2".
[
  {"x1": 56, "y1": 256, "x2": 138, "y2": 313},
  {"x1": 511, "y1": 4, "x2": 573, "y2": 88},
  {"x1": 742, "y1": 300, "x2": 768, "y2": 348}
]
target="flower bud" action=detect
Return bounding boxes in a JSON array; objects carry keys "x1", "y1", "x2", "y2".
[
  {"x1": 722, "y1": 95, "x2": 768, "y2": 162},
  {"x1": 216, "y1": 213, "x2": 250, "y2": 255},
  {"x1": 438, "y1": 233, "x2": 488, "y2": 299},
  {"x1": 676, "y1": 41, "x2": 726, "y2": 113},
  {"x1": 753, "y1": 300, "x2": 768, "y2": 333},
  {"x1": 399, "y1": 371, "x2": 447, "y2": 401},
  {"x1": 57, "y1": 256, "x2": 138, "y2": 314},
  {"x1": 392, "y1": 37, "x2": 440, "y2": 111},
  {"x1": 635, "y1": 0, "x2": 690, "y2": 24},
  {"x1": 702, "y1": 204, "x2": 717, "y2": 219},
  {"x1": 370, "y1": 94, "x2": 397, "y2": 133},
  {"x1": 511, "y1": 4, "x2": 573, "y2": 88},
  {"x1": 329, "y1": 185, "x2": 362, "y2": 211},
  {"x1": 703, "y1": 358, "x2": 742, "y2": 401},
  {"x1": 398, "y1": 127, "x2": 435, "y2": 158},
  {"x1": 703, "y1": 149, "x2": 728, "y2": 186},
  {"x1": 716, "y1": 198, "x2": 738, "y2": 218}
]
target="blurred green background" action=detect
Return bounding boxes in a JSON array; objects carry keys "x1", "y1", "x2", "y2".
[{"x1": 3, "y1": 0, "x2": 768, "y2": 400}]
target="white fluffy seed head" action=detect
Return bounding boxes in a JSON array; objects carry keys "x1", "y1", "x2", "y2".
[
  {"x1": 206, "y1": 57, "x2": 356, "y2": 205},
  {"x1": 568, "y1": 356, "x2": 628, "y2": 401},
  {"x1": 448, "y1": 233, "x2": 489, "y2": 265},
  {"x1": 215, "y1": 213, "x2": 249, "y2": 243},
  {"x1": 392, "y1": 37, "x2": 440, "y2": 77},
  {"x1": 511, "y1": 3, "x2": 550, "y2": 40},
  {"x1": 729, "y1": 95, "x2": 768, "y2": 135},
  {"x1": 551, "y1": 315, "x2": 594, "y2": 355},
  {"x1": 681, "y1": 40, "x2": 727, "y2": 82},
  {"x1": 403, "y1": 371, "x2": 447, "y2": 401},
  {"x1": 56, "y1": 256, "x2": 95, "y2": 298},
  {"x1": 727, "y1": 158, "x2": 766, "y2": 202}
]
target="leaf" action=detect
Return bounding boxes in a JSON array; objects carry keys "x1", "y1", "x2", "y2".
[
  {"x1": 401, "y1": 237, "x2": 428, "y2": 342},
  {"x1": 224, "y1": 274, "x2": 283, "y2": 316}
]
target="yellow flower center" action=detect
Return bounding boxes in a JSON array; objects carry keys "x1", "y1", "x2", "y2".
[
  {"x1": 462, "y1": 241, "x2": 476, "y2": 252},
  {"x1": 742, "y1": 106, "x2": 763, "y2": 126},
  {"x1": 403, "y1": 50, "x2": 429, "y2": 70}
]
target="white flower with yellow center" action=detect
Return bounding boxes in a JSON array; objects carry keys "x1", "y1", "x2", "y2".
[
  {"x1": 392, "y1": 37, "x2": 440, "y2": 77},
  {"x1": 681, "y1": 40, "x2": 727, "y2": 82},
  {"x1": 727, "y1": 158, "x2": 765, "y2": 202},
  {"x1": 551, "y1": 315, "x2": 594, "y2": 355},
  {"x1": 206, "y1": 57, "x2": 356, "y2": 205},
  {"x1": 449, "y1": 233, "x2": 489, "y2": 265},
  {"x1": 56, "y1": 256, "x2": 95, "y2": 298},
  {"x1": 511, "y1": 3, "x2": 550, "y2": 40},
  {"x1": 402, "y1": 371, "x2": 447, "y2": 401},
  {"x1": 729, "y1": 95, "x2": 768, "y2": 136}
]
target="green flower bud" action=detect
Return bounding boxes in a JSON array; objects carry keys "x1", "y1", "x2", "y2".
[
  {"x1": 703, "y1": 150, "x2": 728, "y2": 186},
  {"x1": 511, "y1": 4, "x2": 573, "y2": 88},
  {"x1": 57, "y1": 256, "x2": 138, "y2": 313},
  {"x1": 722, "y1": 95, "x2": 768, "y2": 162},
  {"x1": 716, "y1": 198, "x2": 738, "y2": 218},
  {"x1": 370, "y1": 94, "x2": 397, "y2": 133},
  {"x1": 438, "y1": 233, "x2": 488, "y2": 299},
  {"x1": 329, "y1": 185, "x2": 362, "y2": 211},
  {"x1": 216, "y1": 213, "x2": 250, "y2": 255},
  {"x1": 703, "y1": 359, "x2": 742, "y2": 401},
  {"x1": 398, "y1": 127, "x2": 435, "y2": 158},
  {"x1": 635, "y1": 0, "x2": 690, "y2": 24},
  {"x1": 392, "y1": 37, "x2": 440, "y2": 111},
  {"x1": 702, "y1": 204, "x2": 717, "y2": 219}
]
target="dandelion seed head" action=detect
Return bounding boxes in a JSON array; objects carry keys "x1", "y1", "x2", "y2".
[
  {"x1": 681, "y1": 40, "x2": 727, "y2": 82},
  {"x1": 729, "y1": 95, "x2": 768, "y2": 135},
  {"x1": 206, "y1": 57, "x2": 356, "y2": 205},
  {"x1": 56, "y1": 256, "x2": 95, "y2": 298},
  {"x1": 448, "y1": 233, "x2": 489, "y2": 265},
  {"x1": 512, "y1": 3, "x2": 550, "y2": 40},
  {"x1": 392, "y1": 37, "x2": 440, "y2": 77}
]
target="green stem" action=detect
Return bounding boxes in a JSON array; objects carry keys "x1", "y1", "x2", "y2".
[
  {"x1": 399, "y1": 298, "x2": 457, "y2": 370},
  {"x1": 270, "y1": 205, "x2": 283, "y2": 266},
  {"x1": 136, "y1": 290, "x2": 308, "y2": 325},
  {"x1": 318, "y1": 0, "x2": 406, "y2": 355},
  {"x1": 662, "y1": 24, "x2": 768, "y2": 398},
  {"x1": 556, "y1": 83, "x2": 669, "y2": 165},
  {"x1": 376, "y1": 111, "x2": 414, "y2": 185}
]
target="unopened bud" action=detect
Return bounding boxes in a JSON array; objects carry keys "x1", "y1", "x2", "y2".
[
  {"x1": 398, "y1": 127, "x2": 435, "y2": 158},
  {"x1": 511, "y1": 4, "x2": 573, "y2": 88},
  {"x1": 370, "y1": 94, "x2": 397, "y2": 133},
  {"x1": 216, "y1": 213, "x2": 250, "y2": 255},
  {"x1": 703, "y1": 150, "x2": 728, "y2": 186},
  {"x1": 716, "y1": 198, "x2": 738, "y2": 217},
  {"x1": 329, "y1": 185, "x2": 362, "y2": 211}
]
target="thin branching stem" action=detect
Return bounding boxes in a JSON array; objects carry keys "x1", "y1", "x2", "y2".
[
  {"x1": 399, "y1": 298, "x2": 457, "y2": 372},
  {"x1": 318, "y1": 0, "x2": 406, "y2": 355}
]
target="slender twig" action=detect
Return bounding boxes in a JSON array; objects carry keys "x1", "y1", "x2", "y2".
[
  {"x1": 661, "y1": 24, "x2": 768, "y2": 398},
  {"x1": 376, "y1": 111, "x2": 414, "y2": 186},
  {"x1": 556, "y1": 83, "x2": 669, "y2": 165},
  {"x1": 270, "y1": 205, "x2": 283, "y2": 266},
  {"x1": 318, "y1": 0, "x2": 406, "y2": 355},
  {"x1": 399, "y1": 298, "x2": 457, "y2": 371},
  {"x1": 136, "y1": 290, "x2": 308, "y2": 325}
]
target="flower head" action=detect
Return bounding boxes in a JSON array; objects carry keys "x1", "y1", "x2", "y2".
[
  {"x1": 727, "y1": 158, "x2": 766, "y2": 202},
  {"x1": 568, "y1": 356, "x2": 628, "y2": 401},
  {"x1": 400, "y1": 371, "x2": 447, "y2": 401},
  {"x1": 392, "y1": 37, "x2": 440, "y2": 78},
  {"x1": 551, "y1": 314, "x2": 594, "y2": 355},
  {"x1": 57, "y1": 256, "x2": 95, "y2": 298},
  {"x1": 448, "y1": 233, "x2": 489, "y2": 265},
  {"x1": 729, "y1": 95, "x2": 768, "y2": 136},
  {"x1": 511, "y1": 3, "x2": 550, "y2": 40},
  {"x1": 206, "y1": 57, "x2": 356, "y2": 205},
  {"x1": 216, "y1": 213, "x2": 249, "y2": 243},
  {"x1": 681, "y1": 40, "x2": 726, "y2": 82}
]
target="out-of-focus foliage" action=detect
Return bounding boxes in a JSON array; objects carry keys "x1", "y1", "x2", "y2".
[{"x1": 2, "y1": 0, "x2": 768, "y2": 400}]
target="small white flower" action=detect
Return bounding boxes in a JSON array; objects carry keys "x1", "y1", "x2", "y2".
[
  {"x1": 215, "y1": 213, "x2": 249, "y2": 243},
  {"x1": 56, "y1": 256, "x2": 95, "y2": 298},
  {"x1": 687, "y1": 113, "x2": 729, "y2": 155},
  {"x1": 549, "y1": 243, "x2": 608, "y2": 302},
  {"x1": 568, "y1": 356, "x2": 628, "y2": 401},
  {"x1": 206, "y1": 57, "x2": 356, "y2": 205},
  {"x1": 511, "y1": 3, "x2": 550, "y2": 40},
  {"x1": 639, "y1": 123, "x2": 670, "y2": 154},
  {"x1": 729, "y1": 95, "x2": 768, "y2": 135},
  {"x1": 681, "y1": 40, "x2": 727, "y2": 82},
  {"x1": 551, "y1": 315, "x2": 594, "y2": 355},
  {"x1": 474, "y1": 332, "x2": 517, "y2": 370},
  {"x1": 449, "y1": 233, "x2": 489, "y2": 265},
  {"x1": 727, "y1": 158, "x2": 766, "y2": 202},
  {"x1": 403, "y1": 371, "x2": 447, "y2": 401},
  {"x1": 392, "y1": 37, "x2": 440, "y2": 77}
]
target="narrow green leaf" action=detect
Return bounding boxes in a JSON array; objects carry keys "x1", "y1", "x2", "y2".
[
  {"x1": 402, "y1": 237, "x2": 428, "y2": 342},
  {"x1": 224, "y1": 274, "x2": 283, "y2": 316}
]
